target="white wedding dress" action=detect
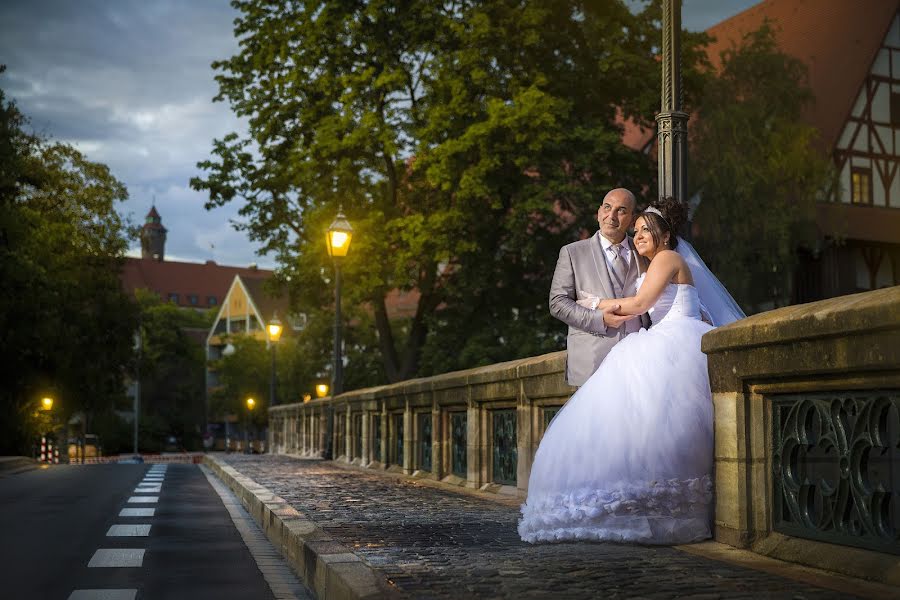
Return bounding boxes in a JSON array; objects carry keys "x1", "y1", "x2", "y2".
[{"x1": 519, "y1": 276, "x2": 716, "y2": 545}]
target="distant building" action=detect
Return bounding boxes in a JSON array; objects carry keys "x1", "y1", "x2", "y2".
[
  {"x1": 624, "y1": 0, "x2": 900, "y2": 302},
  {"x1": 123, "y1": 206, "x2": 273, "y2": 310}
]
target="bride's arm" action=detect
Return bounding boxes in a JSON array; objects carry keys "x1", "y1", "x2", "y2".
[{"x1": 597, "y1": 251, "x2": 680, "y2": 315}]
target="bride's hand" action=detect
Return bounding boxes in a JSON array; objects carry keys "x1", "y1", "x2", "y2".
[
  {"x1": 596, "y1": 298, "x2": 618, "y2": 311},
  {"x1": 576, "y1": 297, "x2": 598, "y2": 309}
]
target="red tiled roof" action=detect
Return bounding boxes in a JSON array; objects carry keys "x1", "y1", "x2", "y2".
[
  {"x1": 146, "y1": 206, "x2": 161, "y2": 219},
  {"x1": 122, "y1": 257, "x2": 272, "y2": 310},
  {"x1": 623, "y1": 0, "x2": 897, "y2": 153}
]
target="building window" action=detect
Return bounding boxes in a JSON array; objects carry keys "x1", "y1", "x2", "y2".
[
  {"x1": 189, "y1": 294, "x2": 198, "y2": 305},
  {"x1": 851, "y1": 167, "x2": 872, "y2": 205},
  {"x1": 207, "y1": 296, "x2": 217, "y2": 306},
  {"x1": 891, "y1": 92, "x2": 900, "y2": 127},
  {"x1": 168, "y1": 293, "x2": 179, "y2": 304}
]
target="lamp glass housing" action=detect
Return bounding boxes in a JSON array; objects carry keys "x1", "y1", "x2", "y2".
[
  {"x1": 326, "y1": 209, "x2": 353, "y2": 258},
  {"x1": 267, "y1": 315, "x2": 283, "y2": 342},
  {"x1": 315, "y1": 384, "x2": 329, "y2": 398},
  {"x1": 246, "y1": 397, "x2": 256, "y2": 410}
]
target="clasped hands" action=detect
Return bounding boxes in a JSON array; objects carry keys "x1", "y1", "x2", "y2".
[{"x1": 576, "y1": 295, "x2": 638, "y2": 329}]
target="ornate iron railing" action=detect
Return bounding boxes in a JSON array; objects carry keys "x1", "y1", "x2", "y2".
[
  {"x1": 418, "y1": 413, "x2": 432, "y2": 472},
  {"x1": 451, "y1": 412, "x2": 467, "y2": 478},
  {"x1": 492, "y1": 409, "x2": 517, "y2": 485},
  {"x1": 773, "y1": 391, "x2": 900, "y2": 555}
]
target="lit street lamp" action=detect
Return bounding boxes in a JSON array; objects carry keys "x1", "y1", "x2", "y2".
[
  {"x1": 267, "y1": 313, "x2": 283, "y2": 410},
  {"x1": 325, "y1": 206, "x2": 353, "y2": 460},
  {"x1": 41, "y1": 397, "x2": 54, "y2": 411},
  {"x1": 245, "y1": 396, "x2": 256, "y2": 454},
  {"x1": 315, "y1": 383, "x2": 329, "y2": 398}
]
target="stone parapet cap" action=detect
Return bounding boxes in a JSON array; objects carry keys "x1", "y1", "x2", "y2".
[
  {"x1": 702, "y1": 287, "x2": 900, "y2": 355},
  {"x1": 271, "y1": 351, "x2": 567, "y2": 412}
]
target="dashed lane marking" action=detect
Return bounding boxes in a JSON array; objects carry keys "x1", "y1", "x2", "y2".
[
  {"x1": 68, "y1": 590, "x2": 137, "y2": 600},
  {"x1": 126, "y1": 496, "x2": 158, "y2": 503},
  {"x1": 106, "y1": 524, "x2": 151, "y2": 537},
  {"x1": 87, "y1": 549, "x2": 145, "y2": 568},
  {"x1": 118, "y1": 508, "x2": 154, "y2": 517}
]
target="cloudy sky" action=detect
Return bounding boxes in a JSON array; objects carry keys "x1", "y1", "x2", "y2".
[{"x1": 0, "y1": 0, "x2": 758, "y2": 269}]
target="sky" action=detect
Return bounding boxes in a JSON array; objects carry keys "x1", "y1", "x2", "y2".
[{"x1": 0, "y1": 0, "x2": 759, "y2": 269}]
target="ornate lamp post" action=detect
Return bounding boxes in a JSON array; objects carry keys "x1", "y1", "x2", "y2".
[
  {"x1": 325, "y1": 207, "x2": 353, "y2": 460},
  {"x1": 267, "y1": 313, "x2": 283, "y2": 409},
  {"x1": 657, "y1": 0, "x2": 690, "y2": 237},
  {"x1": 245, "y1": 396, "x2": 256, "y2": 454}
]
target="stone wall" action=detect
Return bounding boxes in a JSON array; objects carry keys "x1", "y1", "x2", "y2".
[
  {"x1": 269, "y1": 351, "x2": 575, "y2": 496},
  {"x1": 702, "y1": 286, "x2": 900, "y2": 585}
]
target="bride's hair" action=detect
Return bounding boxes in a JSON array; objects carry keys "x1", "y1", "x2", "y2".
[{"x1": 639, "y1": 197, "x2": 685, "y2": 250}]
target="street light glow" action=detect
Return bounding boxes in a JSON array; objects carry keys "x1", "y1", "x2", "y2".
[
  {"x1": 267, "y1": 313, "x2": 283, "y2": 342},
  {"x1": 41, "y1": 397, "x2": 54, "y2": 411},
  {"x1": 326, "y1": 207, "x2": 353, "y2": 259},
  {"x1": 315, "y1": 384, "x2": 329, "y2": 398},
  {"x1": 246, "y1": 397, "x2": 256, "y2": 410}
]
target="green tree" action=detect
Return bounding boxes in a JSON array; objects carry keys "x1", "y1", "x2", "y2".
[
  {"x1": 134, "y1": 289, "x2": 211, "y2": 452},
  {"x1": 210, "y1": 335, "x2": 270, "y2": 427},
  {"x1": 690, "y1": 23, "x2": 835, "y2": 312},
  {"x1": 193, "y1": 0, "x2": 686, "y2": 384},
  {"x1": 0, "y1": 68, "x2": 138, "y2": 454}
]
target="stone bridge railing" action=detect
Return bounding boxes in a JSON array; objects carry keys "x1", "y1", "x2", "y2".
[
  {"x1": 270, "y1": 286, "x2": 900, "y2": 582},
  {"x1": 269, "y1": 351, "x2": 574, "y2": 495}
]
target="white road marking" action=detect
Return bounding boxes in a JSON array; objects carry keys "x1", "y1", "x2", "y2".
[
  {"x1": 106, "y1": 524, "x2": 151, "y2": 537},
  {"x1": 135, "y1": 484, "x2": 161, "y2": 492},
  {"x1": 68, "y1": 590, "x2": 137, "y2": 600},
  {"x1": 87, "y1": 549, "x2": 145, "y2": 568},
  {"x1": 127, "y1": 496, "x2": 158, "y2": 503},
  {"x1": 119, "y1": 508, "x2": 155, "y2": 517}
]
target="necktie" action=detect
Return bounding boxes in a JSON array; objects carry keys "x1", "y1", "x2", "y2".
[{"x1": 612, "y1": 243, "x2": 628, "y2": 289}]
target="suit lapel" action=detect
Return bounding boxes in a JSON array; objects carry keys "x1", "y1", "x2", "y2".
[{"x1": 590, "y1": 232, "x2": 616, "y2": 299}]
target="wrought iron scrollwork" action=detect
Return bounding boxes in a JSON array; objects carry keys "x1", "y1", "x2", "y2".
[{"x1": 773, "y1": 391, "x2": 900, "y2": 554}]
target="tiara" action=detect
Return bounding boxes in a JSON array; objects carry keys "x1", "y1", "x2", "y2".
[{"x1": 644, "y1": 206, "x2": 665, "y2": 219}]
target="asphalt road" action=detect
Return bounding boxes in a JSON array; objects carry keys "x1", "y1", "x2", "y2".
[{"x1": 0, "y1": 462, "x2": 303, "y2": 599}]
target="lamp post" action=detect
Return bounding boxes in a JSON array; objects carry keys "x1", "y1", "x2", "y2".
[
  {"x1": 657, "y1": 0, "x2": 690, "y2": 238},
  {"x1": 245, "y1": 396, "x2": 256, "y2": 454},
  {"x1": 40, "y1": 396, "x2": 54, "y2": 463},
  {"x1": 267, "y1": 313, "x2": 283, "y2": 409},
  {"x1": 325, "y1": 207, "x2": 353, "y2": 460}
]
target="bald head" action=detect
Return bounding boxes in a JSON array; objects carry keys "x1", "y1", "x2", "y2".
[{"x1": 597, "y1": 188, "x2": 636, "y2": 244}]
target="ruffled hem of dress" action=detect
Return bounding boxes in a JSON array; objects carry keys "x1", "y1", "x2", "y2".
[{"x1": 518, "y1": 476, "x2": 712, "y2": 545}]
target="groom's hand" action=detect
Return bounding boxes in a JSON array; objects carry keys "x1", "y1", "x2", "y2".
[{"x1": 602, "y1": 305, "x2": 637, "y2": 329}]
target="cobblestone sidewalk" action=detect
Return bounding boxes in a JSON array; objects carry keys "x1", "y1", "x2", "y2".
[{"x1": 220, "y1": 455, "x2": 859, "y2": 599}]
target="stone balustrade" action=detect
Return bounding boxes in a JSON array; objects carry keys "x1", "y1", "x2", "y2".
[
  {"x1": 269, "y1": 286, "x2": 900, "y2": 583},
  {"x1": 702, "y1": 285, "x2": 900, "y2": 585},
  {"x1": 269, "y1": 351, "x2": 574, "y2": 495}
]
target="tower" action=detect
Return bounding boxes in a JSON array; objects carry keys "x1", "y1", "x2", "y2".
[{"x1": 140, "y1": 205, "x2": 167, "y2": 261}]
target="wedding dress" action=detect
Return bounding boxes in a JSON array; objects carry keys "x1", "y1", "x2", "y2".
[{"x1": 519, "y1": 275, "x2": 720, "y2": 545}]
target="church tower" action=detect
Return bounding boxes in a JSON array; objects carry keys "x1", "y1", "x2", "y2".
[{"x1": 140, "y1": 205, "x2": 167, "y2": 261}]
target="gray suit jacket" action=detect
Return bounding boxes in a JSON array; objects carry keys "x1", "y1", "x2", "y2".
[{"x1": 549, "y1": 232, "x2": 650, "y2": 386}]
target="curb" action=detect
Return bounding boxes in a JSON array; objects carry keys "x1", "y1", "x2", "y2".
[
  {"x1": 0, "y1": 456, "x2": 37, "y2": 475},
  {"x1": 203, "y1": 455, "x2": 400, "y2": 600}
]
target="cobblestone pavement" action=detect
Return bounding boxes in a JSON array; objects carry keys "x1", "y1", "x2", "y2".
[{"x1": 221, "y1": 455, "x2": 856, "y2": 599}]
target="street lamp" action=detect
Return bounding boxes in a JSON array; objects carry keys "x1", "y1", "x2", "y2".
[
  {"x1": 267, "y1": 313, "x2": 283, "y2": 410},
  {"x1": 39, "y1": 396, "x2": 54, "y2": 463},
  {"x1": 325, "y1": 206, "x2": 353, "y2": 460},
  {"x1": 41, "y1": 397, "x2": 54, "y2": 411},
  {"x1": 245, "y1": 397, "x2": 256, "y2": 454},
  {"x1": 315, "y1": 384, "x2": 329, "y2": 398}
]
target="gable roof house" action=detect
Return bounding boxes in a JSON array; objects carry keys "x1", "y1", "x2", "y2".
[{"x1": 625, "y1": 0, "x2": 900, "y2": 303}]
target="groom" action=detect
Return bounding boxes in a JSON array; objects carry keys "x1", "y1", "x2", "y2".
[{"x1": 549, "y1": 188, "x2": 650, "y2": 386}]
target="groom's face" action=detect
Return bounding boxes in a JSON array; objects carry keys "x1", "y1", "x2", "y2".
[{"x1": 598, "y1": 192, "x2": 635, "y2": 244}]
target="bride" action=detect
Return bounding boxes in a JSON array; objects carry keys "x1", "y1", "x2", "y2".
[{"x1": 519, "y1": 198, "x2": 744, "y2": 545}]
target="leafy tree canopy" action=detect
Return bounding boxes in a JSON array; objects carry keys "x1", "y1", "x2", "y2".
[
  {"x1": 193, "y1": 0, "x2": 710, "y2": 384},
  {"x1": 0, "y1": 67, "x2": 138, "y2": 453},
  {"x1": 691, "y1": 22, "x2": 835, "y2": 312}
]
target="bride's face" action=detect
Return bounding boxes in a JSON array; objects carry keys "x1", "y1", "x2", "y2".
[{"x1": 633, "y1": 217, "x2": 661, "y2": 258}]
